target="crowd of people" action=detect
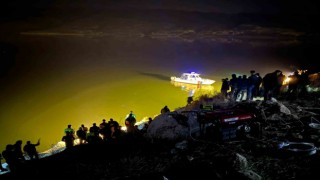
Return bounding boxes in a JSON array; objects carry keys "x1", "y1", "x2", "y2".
[
  {"x1": 220, "y1": 69, "x2": 311, "y2": 102},
  {"x1": 1, "y1": 139, "x2": 41, "y2": 174},
  {"x1": 1, "y1": 110, "x2": 156, "y2": 175}
]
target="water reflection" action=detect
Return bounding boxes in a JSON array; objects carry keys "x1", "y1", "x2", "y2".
[{"x1": 170, "y1": 81, "x2": 217, "y2": 98}]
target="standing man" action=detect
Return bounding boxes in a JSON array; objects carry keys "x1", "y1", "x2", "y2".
[
  {"x1": 64, "y1": 124, "x2": 75, "y2": 136},
  {"x1": 62, "y1": 131, "x2": 75, "y2": 149},
  {"x1": 229, "y1": 74, "x2": 238, "y2": 101},
  {"x1": 220, "y1": 78, "x2": 230, "y2": 99},
  {"x1": 23, "y1": 139, "x2": 40, "y2": 160},
  {"x1": 247, "y1": 70, "x2": 258, "y2": 101},
  {"x1": 125, "y1": 111, "x2": 136, "y2": 133},
  {"x1": 262, "y1": 70, "x2": 282, "y2": 101}
]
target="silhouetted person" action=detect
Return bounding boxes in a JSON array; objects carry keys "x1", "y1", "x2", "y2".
[
  {"x1": 81, "y1": 124, "x2": 88, "y2": 133},
  {"x1": 262, "y1": 70, "x2": 282, "y2": 101},
  {"x1": 141, "y1": 117, "x2": 153, "y2": 133},
  {"x1": 125, "y1": 111, "x2": 136, "y2": 133},
  {"x1": 161, "y1": 105, "x2": 170, "y2": 114},
  {"x1": 87, "y1": 123, "x2": 102, "y2": 144},
  {"x1": 23, "y1": 139, "x2": 40, "y2": 160},
  {"x1": 255, "y1": 73, "x2": 262, "y2": 97},
  {"x1": 110, "y1": 124, "x2": 122, "y2": 142},
  {"x1": 99, "y1": 119, "x2": 109, "y2": 141},
  {"x1": 99, "y1": 119, "x2": 108, "y2": 129},
  {"x1": 148, "y1": 117, "x2": 153, "y2": 125},
  {"x1": 229, "y1": 73, "x2": 238, "y2": 101},
  {"x1": 108, "y1": 118, "x2": 119, "y2": 129},
  {"x1": 248, "y1": 70, "x2": 259, "y2": 101},
  {"x1": 2, "y1": 144, "x2": 20, "y2": 173},
  {"x1": 237, "y1": 75, "x2": 248, "y2": 101},
  {"x1": 89, "y1": 123, "x2": 100, "y2": 137},
  {"x1": 220, "y1": 78, "x2": 230, "y2": 99},
  {"x1": 76, "y1": 127, "x2": 87, "y2": 144},
  {"x1": 62, "y1": 131, "x2": 75, "y2": 149},
  {"x1": 107, "y1": 118, "x2": 119, "y2": 140},
  {"x1": 13, "y1": 140, "x2": 25, "y2": 161},
  {"x1": 64, "y1": 124, "x2": 75, "y2": 136}
]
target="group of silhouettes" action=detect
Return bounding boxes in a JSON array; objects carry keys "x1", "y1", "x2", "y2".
[
  {"x1": 220, "y1": 69, "x2": 311, "y2": 102},
  {"x1": 1, "y1": 139, "x2": 40, "y2": 173},
  {"x1": 1, "y1": 110, "x2": 156, "y2": 174},
  {"x1": 61, "y1": 111, "x2": 154, "y2": 149}
]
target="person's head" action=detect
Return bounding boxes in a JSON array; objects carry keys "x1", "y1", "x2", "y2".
[
  {"x1": 16, "y1": 140, "x2": 22, "y2": 145},
  {"x1": 6, "y1": 144, "x2": 14, "y2": 150},
  {"x1": 275, "y1": 70, "x2": 282, "y2": 75},
  {"x1": 27, "y1": 141, "x2": 31, "y2": 145},
  {"x1": 68, "y1": 124, "x2": 72, "y2": 128},
  {"x1": 250, "y1": 70, "x2": 255, "y2": 74},
  {"x1": 232, "y1": 74, "x2": 237, "y2": 78}
]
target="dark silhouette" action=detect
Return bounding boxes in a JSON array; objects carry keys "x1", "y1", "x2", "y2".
[
  {"x1": 220, "y1": 78, "x2": 230, "y2": 99},
  {"x1": 247, "y1": 70, "x2": 259, "y2": 101},
  {"x1": 76, "y1": 127, "x2": 87, "y2": 145},
  {"x1": 107, "y1": 118, "x2": 120, "y2": 140},
  {"x1": 161, "y1": 105, "x2": 170, "y2": 114},
  {"x1": 64, "y1": 124, "x2": 75, "y2": 136},
  {"x1": 13, "y1": 140, "x2": 25, "y2": 161},
  {"x1": 81, "y1": 124, "x2": 88, "y2": 133},
  {"x1": 87, "y1": 123, "x2": 102, "y2": 144},
  {"x1": 255, "y1": 73, "x2": 263, "y2": 97},
  {"x1": 89, "y1": 123, "x2": 100, "y2": 137},
  {"x1": 23, "y1": 139, "x2": 40, "y2": 160},
  {"x1": 62, "y1": 131, "x2": 75, "y2": 149},
  {"x1": 108, "y1": 118, "x2": 119, "y2": 129},
  {"x1": 2, "y1": 144, "x2": 21, "y2": 174},
  {"x1": 237, "y1": 75, "x2": 249, "y2": 101},
  {"x1": 141, "y1": 117, "x2": 153, "y2": 133},
  {"x1": 99, "y1": 119, "x2": 110, "y2": 141},
  {"x1": 262, "y1": 70, "x2": 282, "y2": 101},
  {"x1": 125, "y1": 111, "x2": 137, "y2": 133},
  {"x1": 229, "y1": 73, "x2": 238, "y2": 101}
]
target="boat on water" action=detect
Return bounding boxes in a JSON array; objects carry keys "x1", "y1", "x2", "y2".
[{"x1": 170, "y1": 72, "x2": 215, "y2": 85}]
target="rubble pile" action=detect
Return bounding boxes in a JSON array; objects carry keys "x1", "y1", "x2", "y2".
[{"x1": 162, "y1": 93, "x2": 320, "y2": 180}]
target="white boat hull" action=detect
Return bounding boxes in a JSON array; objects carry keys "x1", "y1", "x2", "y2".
[{"x1": 171, "y1": 76, "x2": 215, "y2": 85}]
